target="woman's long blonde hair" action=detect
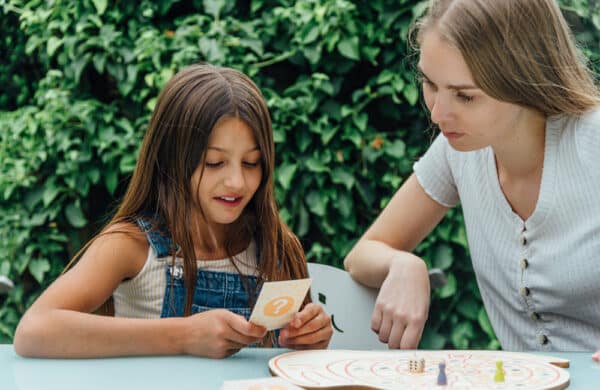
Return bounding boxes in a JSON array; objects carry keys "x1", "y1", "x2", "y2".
[{"x1": 413, "y1": 0, "x2": 600, "y2": 116}]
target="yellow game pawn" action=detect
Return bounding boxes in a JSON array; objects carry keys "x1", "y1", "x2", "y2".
[{"x1": 494, "y1": 361, "x2": 505, "y2": 382}]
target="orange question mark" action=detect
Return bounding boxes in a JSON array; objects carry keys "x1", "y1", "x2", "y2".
[{"x1": 264, "y1": 296, "x2": 294, "y2": 317}]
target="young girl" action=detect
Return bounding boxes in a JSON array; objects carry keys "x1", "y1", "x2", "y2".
[
  {"x1": 345, "y1": 0, "x2": 600, "y2": 354},
  {"x1": 14, "y1": 64, "x2": 333, "y2": 358}
]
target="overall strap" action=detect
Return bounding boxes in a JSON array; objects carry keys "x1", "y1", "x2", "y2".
[{"x1": 135, "y1": 217, "x2": 176, "y2": 258}]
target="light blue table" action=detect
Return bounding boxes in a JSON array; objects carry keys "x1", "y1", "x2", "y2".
[{"x1": 1, "y1": 345, "x2": 599, "y2": 389}]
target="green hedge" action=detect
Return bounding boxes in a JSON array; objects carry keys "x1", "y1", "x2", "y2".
[{"x1": 1, "y1": 0, "x2": 598, "y2": 349}]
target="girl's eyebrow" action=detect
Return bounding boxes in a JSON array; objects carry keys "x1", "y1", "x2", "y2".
[
  {"x1": 207, "y1": 146, "x2": 260, "y2": 153},
  {"x1": 416, "y1": 65, "x2": 480, "y2": 91}
]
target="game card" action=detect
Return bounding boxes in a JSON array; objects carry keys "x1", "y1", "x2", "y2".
[{"x1": 249, "y1": 278, "x2": 311, "y2": 330}]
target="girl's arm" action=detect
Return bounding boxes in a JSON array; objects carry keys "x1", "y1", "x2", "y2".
[
  {"x1": 14, "y1": 224, "x2": 265, "y2": 358},
  {"x1": 343, "y1": 174, "x2": 449, "y2": 349},
  {"x1": 13, "y1": 226, "x2": 184, "y2": 357}
]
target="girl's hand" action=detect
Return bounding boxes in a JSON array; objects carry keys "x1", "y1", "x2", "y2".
[
  {"x1": 182, "y1": 309, "x2": 267, "y2": 359},
  {"x1": 371, "y1": 253, "x2": 430, "y2": 349},
  {"x1": 278, "y1": 303, "x2": 332, "y2": 349},
  {"x1": 593, "y1": 350, "x2": 600, "y2": 362}
]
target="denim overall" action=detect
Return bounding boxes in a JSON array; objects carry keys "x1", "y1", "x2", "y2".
[{"x1": 135, "y1": 218, "x2": 260, "y2": 320}]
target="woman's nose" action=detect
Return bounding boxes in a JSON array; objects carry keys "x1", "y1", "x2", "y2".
[{"x1": 430, "y1": 94, "x2": 451, "y2": 125}]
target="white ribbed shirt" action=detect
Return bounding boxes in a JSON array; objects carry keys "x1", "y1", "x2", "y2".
[{"x1": 413, "y1": 108, "x2": 600, "y2": 351}]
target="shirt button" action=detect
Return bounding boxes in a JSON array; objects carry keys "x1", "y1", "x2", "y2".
[
  {"x1": 538, "y1": 334, "x2": 549, "y2": 345},
  {"x1": 530, "y1": 312, "x2": 540, "y2": 321},
  {"x1": 520, "y1": 259, "x2": 529, "y2": 269},
  {"x1": 520, "y1": 287, "x2": 530, "y2": 297},
  {"x1": 521, "y1": 235, "x2": 527, "y2": 245}
]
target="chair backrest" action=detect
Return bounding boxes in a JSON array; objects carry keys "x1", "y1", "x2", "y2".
[{"x1": 307, "y1": 262, "x2": 387, "y2": 350}]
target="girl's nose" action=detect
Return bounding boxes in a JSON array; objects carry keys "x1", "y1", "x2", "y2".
[{"x1": 223, "y1": 165, "x2": 245, "y2": 190}]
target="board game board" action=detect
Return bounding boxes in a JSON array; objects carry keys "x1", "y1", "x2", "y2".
[{"x1": 269, "y1": 350, "x2": 570, "y2": 389}]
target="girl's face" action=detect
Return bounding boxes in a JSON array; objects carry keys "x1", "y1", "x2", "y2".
[
  {"x1": 418, "y1": 30, "x2": 533, "y2": 151},
  {"x1": 191, "y1": 117, "x2": 262, "y2": 228}
]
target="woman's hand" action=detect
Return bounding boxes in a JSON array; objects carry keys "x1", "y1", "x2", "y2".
[
  {"x1": 278, "y1": 303, "x2": 332, "y2": 349},
  {"x1": 371, "y1": 252, "x2": 430, "y2": 349},
  {"x1": 593, "y1": 350, "x2": 600, "y2": 362},
  {"x1": 182, "y1": 309, "x2": 267, "y2": 359}
]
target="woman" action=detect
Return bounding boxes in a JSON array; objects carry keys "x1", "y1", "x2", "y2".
[{"x1": 345, "y1": 0, "x2": 600, "y2": 354}]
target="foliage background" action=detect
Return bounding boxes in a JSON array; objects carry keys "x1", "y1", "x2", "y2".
[{"x1": 1, "y1": 0, "x2": 599, "y2": 347}]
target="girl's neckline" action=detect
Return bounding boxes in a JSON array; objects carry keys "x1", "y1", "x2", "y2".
[{"x1": 194, "y1": 238, "x2": 254, "y2": 261}]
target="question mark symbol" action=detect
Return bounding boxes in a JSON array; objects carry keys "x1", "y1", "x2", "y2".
[
  {"x1": 264, "y1": 296, "x2": 294, "y2": 317},
  {"x1": 272, "y1": 299, "x2": 287, "y2": 314}
]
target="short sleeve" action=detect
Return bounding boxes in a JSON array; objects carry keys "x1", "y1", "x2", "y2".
[
  {"x1": 575, "y1": 107, "x2": 600, "y2": 172},
  {"x1": 413, "y1": 134, "x2": 460, "y2": 207}
]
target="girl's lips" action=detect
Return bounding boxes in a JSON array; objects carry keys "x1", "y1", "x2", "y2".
[{"x1": 214, "y1": 196, "x2": 243, "y2": 207}]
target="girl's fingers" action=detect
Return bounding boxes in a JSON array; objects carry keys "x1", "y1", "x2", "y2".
[
  {"x1": 280, "y1": 326, "x2": 332, "y2": 348},
  {"x1": 282, "y1": 310, "x2": 330, "y2": 339},
  {"x1": 290, "y1": 303, "x2": 321, "y2": 328}
]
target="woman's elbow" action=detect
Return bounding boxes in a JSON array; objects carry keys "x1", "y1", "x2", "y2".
[{"x1": 343, "y1": 248, "x2": 359, "y2": 276}]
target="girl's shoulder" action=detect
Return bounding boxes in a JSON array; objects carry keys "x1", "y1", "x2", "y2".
[{"x1": 88, "y1": 221, "x2": 150, "y2": 280}]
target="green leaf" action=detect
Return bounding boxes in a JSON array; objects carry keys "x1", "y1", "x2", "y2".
[
  {"x1": 46, "y1": 37, "x2": 63, "y2": 57},
  {"x1": 376, "y1": 70, "x2": 395, "y2": 85},
  {"x1": 330, "y1": 168, "x2": 355, "y2": 190},
  {"x1": 92, "y1": 0, "x2": 108, "y2": 15},
  {"x1": 306, "y1": 191, "x2": 327, "y2": 217},
  {"x1": 24, "y1": 187, "x2": 44, "y2": 211},
  {"x1": 105, "y1": 169, "x2": 118, "y2": 194},
  {"x1": 204, "y1": 0, "x2": 225, "y2": 18},
  {"x1": 457, "y1": 297, "x2": 480, "y2": 320},
  {"x1": 384, "y1": 139, "x2": 406, "y2": 159},
  {"x1": 302, "y1": 25, "x2": 320, "y2": 45},
  {"x1": 320, "y1": 125, "x2": 338, "y2": 145},
  {"x1": 277, "y1": 163, "x2": 297, "y2": 190},
  {"x1": 43, "y1": 179, "x2": 61, "y2": 207},
  {"x1": 305, "y1": 157, "x2": 329, "y2": 173},
  {"x1": 450, "y1": 321, "x2": 474, "y2": 349},
  {"x1": 420, "y1": 327, "x2": 446, "y2": 349},
  {"x1": 337, "y1": 37, "x2": 360, "y2": 60},
  {"x1": 438, "y1": 272, "x2": 456, "y2": 298},
  {"x1": 353, "y1": 112, "x2": 368, "y2": 132},
  {"x1": 478, "y1": 307, "x2": 497, "y2": 338},
  {"x1": 65, "y1": 202, "x2": 87, "y2": 228},
  {"x1": 29, "y1": 258, "x2": 51, "y2": 284},
  {"x1": 403, "y1": 83, "x2": 419, "y2": 106},
  {"x1": 297, "y1": 203, "x2": 309, "y2": 237},
  {"x1": 433, "y1": 244, "x2": 454, "y2": 270},
  {"x1": 336, "y1": 191, "x2": 353, "y2": 218}
]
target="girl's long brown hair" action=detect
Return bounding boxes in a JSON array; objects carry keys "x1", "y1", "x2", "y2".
[{"x1": 68, "y1": 64, "x2": 308, "y2": 316}]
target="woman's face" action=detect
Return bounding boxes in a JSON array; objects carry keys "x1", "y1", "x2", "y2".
[
  {"x1": 191, "y1": 117, "x2": 262, "y2": 229},
  {"x1": 418, "y1": 29, "x2": 533, "y2": 151}
]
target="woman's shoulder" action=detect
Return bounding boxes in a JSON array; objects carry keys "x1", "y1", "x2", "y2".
[
  {"x1": 578, "y1": 106, "x2": 600, "y2": 127},
  {"x1": 568, "y1": 106, "x2": 600, "y2": 169}
]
